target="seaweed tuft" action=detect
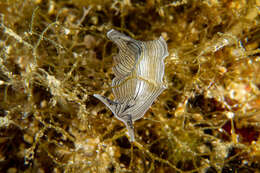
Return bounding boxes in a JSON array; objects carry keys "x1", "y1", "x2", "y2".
[{"x1": 0, "y1": 0, "x2": 259, "y2": 172}]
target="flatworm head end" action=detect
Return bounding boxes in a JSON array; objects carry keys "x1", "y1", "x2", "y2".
[{"x1": 93, "y1": 94, "x2": 135, "y2": 142}]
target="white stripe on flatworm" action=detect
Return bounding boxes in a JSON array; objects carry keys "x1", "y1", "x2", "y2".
[{"x1": 94, "y1": 29, "x2": 168, "y2": 142}]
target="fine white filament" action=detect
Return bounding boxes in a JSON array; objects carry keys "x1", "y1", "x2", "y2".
[{"x1": 94, "y1": 29, "x2": 168, "y2": 142}]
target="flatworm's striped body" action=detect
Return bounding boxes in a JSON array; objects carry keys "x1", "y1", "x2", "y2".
[{"x1": 94, "y1": 29, "x2": 168, "y2": 142}]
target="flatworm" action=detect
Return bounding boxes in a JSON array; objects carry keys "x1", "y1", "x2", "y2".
[{"x1": 94, "y1": 29, "x2": 168, "y2": 142}]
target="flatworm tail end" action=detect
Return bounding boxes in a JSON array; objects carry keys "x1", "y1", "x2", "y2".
[
  {"x1": 125, "y1": 115, "x2": 135, "y2": 142},
  {"x1": 127, "y1": 125, "x2": 135, "y2": 142}
]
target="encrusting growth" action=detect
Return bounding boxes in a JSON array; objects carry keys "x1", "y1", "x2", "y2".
[{"x1": 94, "y1": 29, "x2": 168, "y2": 142}]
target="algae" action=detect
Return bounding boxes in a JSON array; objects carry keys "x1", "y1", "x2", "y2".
[{"x1": 0, "y1": 0, "x2": 259, "y2": 172}]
